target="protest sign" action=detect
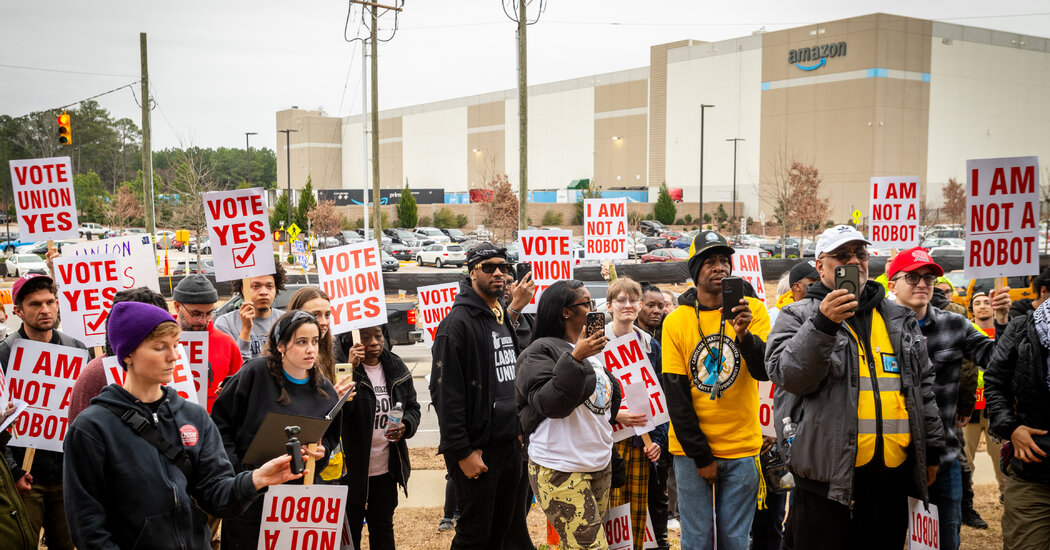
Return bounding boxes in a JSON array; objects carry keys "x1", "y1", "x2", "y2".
[
  {"x1": 6, "y1": 340, "x2": 89, "y2": 452},
  {"x1": 53, "y1": 254, "x2": 123, "y2": 348},
  {"x1": 584, "y1": 198, "x2": 628, "y2": 260},
  {"x1": 9, "y1": 156, "x2": 79, "y2": 240},
  {"x1": 642, "y1": 509, "x2": 657, "y2": 549},
  {"x1": 518, "y1": 230, "x2": 574, "y2": 313},
  {"x1": 758, "y1": 380, "x2": 775, "y2": 437},
  {"x1": 869, "y1": 176, "x2": 920, "y2": 249},
  {"x1": 731, "y1": 249, "x2": 766, "y2": 302},
  {"x1": 965, "y1": 156, "x2": 1040, "y2": 279},
  {"x1": 103, "y1": 349, "x2": 200, "y2": 406},
  {"x1": 317, "y1": 241, "x2": 387, "y2": 334},
  {"x1": 204, "y1": 187, "x2": 275, "y2": 282},
  {"x1": 603, "y1": 333, "x2": 670, "y2": 442},
  {"x1": 417, "y1": 282, "x2": 459, "y2": 349},
  {"x1": 292, "y1": 240, "x2": 310, "y2": 270},
  {"x1": 257, "y1": 484, "x2": 347, "y2": 550},
  {"x1": 603, "y1": 503, "x2": 634, "y2": 550},
  {"x1": 179, "y1": 332, "x2": 209, "y2": 406},
  {"x1": 68, "y1": 235, "x2": 160, "y2": 292},
  {"x1": 908, "y1": 497, "x2": 940, "y2": 550}
]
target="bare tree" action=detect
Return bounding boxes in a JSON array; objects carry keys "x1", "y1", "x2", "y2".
[
  {"x1": 942, "y1": 177, "x2": 965, "y2": 228},
  {"x1": 107, "y1": 185, "x2": 143, "y2": 233},
  {"x1": 308, "y1": 200, "x2": 343, "y2": 244},
  {"x1": 789, "y1": 162, "x2": 830, "y2": 248},
  {"x1": 168, "y1": 149, "x2": 220, "y2": 265},
  {"x1": 479, "y1": 173, "x2": 519, "y2": 243},
  {"x1": 758, "y1": 146, "x2": 797, "y2": 257}
]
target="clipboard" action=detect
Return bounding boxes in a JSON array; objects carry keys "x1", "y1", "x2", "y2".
[{"x1": 240, "y1": 386, "x2": 351, "y2": 466}]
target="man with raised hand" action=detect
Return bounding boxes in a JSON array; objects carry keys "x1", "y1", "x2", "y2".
[
  {"x1": 765, "y1": 226, "x2": 945, "y2": 549},
  {"x1": 214, "y1": 262, "x2": 287, "y2": 361}
]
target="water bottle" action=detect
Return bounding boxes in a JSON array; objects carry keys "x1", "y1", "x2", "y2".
[
  {"x1": 782, "y1": 417, "x2": 797, "y2": 449},
  {"x1": 385, "y1": 401, "x2": 404, "y2": 441}
]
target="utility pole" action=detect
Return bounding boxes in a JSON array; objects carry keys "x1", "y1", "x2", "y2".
[
  {"x1": 726, "y1": 138, "x2": 744, "y2": 225},
  {"x1": 369, "y1": 3, "x2": 381, "y2": 235},
  {"x1": 504, "y1": 1, "x2": 546, "y2": 231},
  {"x1": 279, "y1": 129, "x2": 298, "y2": 231},
  {"x1": 698, "y1": 104, "x2": 713, "y2": 227},
  {"x1": 140, "y1": 32, "x2": 156, "y2": 234},
  {"x1": 244, "y1": 132, "x2": 257, "y2": 186}
]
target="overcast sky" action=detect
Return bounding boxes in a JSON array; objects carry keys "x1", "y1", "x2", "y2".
[{"x1": 2, "y1": 1, "x2": 1048, "y2": 152}]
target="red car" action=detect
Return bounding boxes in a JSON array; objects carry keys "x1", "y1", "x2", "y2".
[{"x1": 641, "y1": 248, "x2": 688, "y2": 263}]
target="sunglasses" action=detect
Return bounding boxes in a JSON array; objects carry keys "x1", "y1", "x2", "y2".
[
  {"x1": 825, "y1": 249, "x2": 870, "y2": 262},
  {"x1": 476, "y1": 263, "x2": 514, "y2": 274},
  {"x1": 896, "y1": 272, "x2": 938, "y2": 286}
]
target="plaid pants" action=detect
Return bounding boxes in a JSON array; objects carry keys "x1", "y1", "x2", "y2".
[{"x1": 610, "y1": 440, "x2": 650, "y2": 550}]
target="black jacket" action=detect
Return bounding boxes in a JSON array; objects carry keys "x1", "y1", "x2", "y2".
[
  {"x1": 430, "y1": 281, "x2": 521, "y2": 462},
  {"x1": 63, "y1": 385, "x2": 259, "y2": 550},
  {"x1": 342, "y1": 350, "x2": 420, "y2": 505},
  {"x1": 985, "y1": 312, "x2": 1050, "y2": 483}
]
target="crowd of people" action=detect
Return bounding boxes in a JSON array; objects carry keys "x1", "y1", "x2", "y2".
[{"x1": 0, "y1": 225, "x2": 1048, "y2": 549}]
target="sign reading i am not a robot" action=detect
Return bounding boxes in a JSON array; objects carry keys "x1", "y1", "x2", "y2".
[{"x1": 965, "y1": 156, "x2": 1039, "y2": 279}]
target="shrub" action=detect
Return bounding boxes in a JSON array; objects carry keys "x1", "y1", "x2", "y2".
[{"x1": 542, "y1": 210, "x2": 564, "y2": 226}]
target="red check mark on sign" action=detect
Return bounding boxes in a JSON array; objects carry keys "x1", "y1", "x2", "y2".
[
  {"x1": 233, "y1": 243, "x2": 257, "y2": 268},
  {"x1": 84, "y1": 310, "x2": 108, "y2": 335}
]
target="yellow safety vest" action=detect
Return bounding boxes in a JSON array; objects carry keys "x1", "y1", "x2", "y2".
[{"x1": 846, "y1": 310, "x2": 911, "y2": 468}]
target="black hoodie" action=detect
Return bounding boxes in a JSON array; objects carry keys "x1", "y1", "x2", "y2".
[{"x1": 63, "y1": 385, "x2": 259, "y2": 550}]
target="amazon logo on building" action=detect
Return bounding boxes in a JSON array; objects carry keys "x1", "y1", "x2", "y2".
[{"x1": 788, "y1": 42, "x2": 847, "y2": 71}]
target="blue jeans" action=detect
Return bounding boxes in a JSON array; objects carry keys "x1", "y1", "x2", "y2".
[
  {"x1": 928, "y1": 458, "x2": 962, "y2": 550},
  {"x1": 673, "y1": 454, "x2": 759, "y2": 550}
]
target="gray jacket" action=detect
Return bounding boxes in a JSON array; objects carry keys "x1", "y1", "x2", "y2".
[{"x1": 764, "y1": 281, "x2": 945, "y2": 506}]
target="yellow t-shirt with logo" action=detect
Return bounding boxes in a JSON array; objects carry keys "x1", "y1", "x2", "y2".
[{"x1": 662, "y1": 297, "x2": 771, "y2": 459}]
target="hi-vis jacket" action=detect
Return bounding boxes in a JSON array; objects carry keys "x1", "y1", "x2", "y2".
[{"x1": 765, "y1": 280, "x2": 945, "y2": 506}]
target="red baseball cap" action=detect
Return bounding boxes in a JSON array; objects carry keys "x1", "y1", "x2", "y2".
[
  {"x1": 886, "y1": 247, "x2": 944, "y2": 280},
  {"x1": 12, "y1": 273, "x2": 55, "y2": 305}
]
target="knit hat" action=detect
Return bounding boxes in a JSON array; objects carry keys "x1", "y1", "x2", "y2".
[
  {"x1": 686, "y1": 231, "x2": 734, "y2": 282},
  {"x1": 108, "y1": 302, "x2": 177, "y2": 369},
  {"x1": 173, "y1": 274, "x2": 218, "y2": 304}
]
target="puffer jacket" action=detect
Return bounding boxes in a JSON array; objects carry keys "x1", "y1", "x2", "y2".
[
  {"x1": 984, "y1": 311, "x2": 1050, "y2": 484},
  {"x1": 765, "y1": 280, "x2": 945, "y2": 506}
]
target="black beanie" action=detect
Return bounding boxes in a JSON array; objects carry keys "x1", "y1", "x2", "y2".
[{"x1": 173, "y1": 274, "x2": 219, "y2": 304}]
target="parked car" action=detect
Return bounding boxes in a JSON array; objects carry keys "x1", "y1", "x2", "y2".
[
  {"x1": 18, "y1": 240, "x2": 76, "y2": 255},
  {"x1": 170, "y1": 258, "x2": 215, "y2": 277},
  {"x1": 643, "y1": 236, "x2": 672, "y2": 252},
  {"x1": 416, "y1": 243, "x2": 466, "y2": 268},
  {"x1": 640, "y1": 220, "x2": 669, "y2": 237},
  {"x1": 78, "y1": 223, "x2": 109, "y2": 238},
  {"x1": 381, "y1": 250, "x2": 399, "y2": 272},
  {"x1": 440, "y1": 228, "x2": 468, "y2": 243},
  {"x1": 123, "y1": 228, "x2": 148, "y2": 236},
  {"x1": 338, "y1": 230, "x2": 363, "y2": 245},
  {"x1": 154, "y1": 230, "x2": 184, "y2": 251},
  {"x1": 928, "y1": 246, "x2": 964, "y2": 263},
  {"x1": 358, "y1": 230, "x2": 392, "y2": 246},
  {"x1": 663, "y1": 230, "x2": 685, "y2": 241},
  {"x1": 672, "y1": 236, "x2": 693, "y2": 250},
  {"x1": 921, "y1": 238, "x2": 965, "y2": 251},
  {"x1": 761, "y1": 238, "x2": 802, "y2": 258},
  {"x1": 383, "y1": 243, "x2": 414, "y2": 261},
  {"x1": 962, "y1": 275, "x2": 1035, "y2": 310},
  {"x1": 6, "y1": 254, "x2": 49, "y2": 277},
  {"x1": 505, "y1": 242, "x2": 521, "y2": 263},
  {"x1": 385, "y1": 228, "x2": 423, "y2": 246},
  {"x1": 189, "y1": 238, "x2": 212, "y2": 255},
  {"x1": 641, "y1": 248, "x2": 688, "y2": 263},
  {"x1": 730, "y1": 234, "x2": 766, "y2": 248},
  {"x1": 414, "y1": 227, "x2": 451, "y2": 244},
  {"x1": 1, "y1": 235, "x2": 35, "y2": 254}
]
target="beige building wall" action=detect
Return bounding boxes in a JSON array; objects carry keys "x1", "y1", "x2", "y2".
[
  {"x1": 594, "y1": 79, "x2": 648, "y2": 189},
  {"x1": 505, "y1": 84, "x2": 598, "y2": 192},
  {"x1": 649, "y1": 40, "x2": 702, "y2": 191},
  {"x1": 276, "y1": 108, "x2": 342, "y2": 197},
  {"x1": 467, "y1": 101, "x2": 505, "y2": 189},
  {"x1": 402, "y1": 106, "x2": 467, "y2": 192}
]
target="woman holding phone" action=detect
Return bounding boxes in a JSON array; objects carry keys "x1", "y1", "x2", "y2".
[
  {"x1": 515, "y1": 280, "x2": 625, "y2": 548},
  {"x1": 211, "y1": 311, "x2": 351, "y2": 550},
  {"x1": 340, "y1": 324, "x2": 420, "y2": 549}
]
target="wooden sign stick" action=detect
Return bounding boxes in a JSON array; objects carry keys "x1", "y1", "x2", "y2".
[{"x1": 303, "y1": 443, "x2": 317, "y2": 485}]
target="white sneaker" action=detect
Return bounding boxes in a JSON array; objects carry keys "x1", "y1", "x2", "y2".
[{"x1": 667, "y1": 518, "x2": 681, "y2": 530}]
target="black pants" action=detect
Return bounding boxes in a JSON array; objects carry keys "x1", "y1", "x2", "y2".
[
  {"x1": 444, "y1": 439, "x2": 523, "y2": 550},
  {"x1": 504, "y1": 460, "x2": 537, "y2": 550},
  {"x1": 648, "y1": 456, "x2": 671, "y2": 549},
  {"x1": 444, "y1": 476, "x2": 458, "y2": 518},
  {"x1": 750, "y1": 490, "x2": 787, "y2": 550},
  {"x1": 783, "y1": 467, "x2": 910, "y2": 550},
  {"x1": 347, "y1": 473, "x2": 398, "y2": 550}
]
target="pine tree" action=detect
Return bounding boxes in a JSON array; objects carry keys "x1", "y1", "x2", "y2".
[
  {"x1": 295, "y1": 176, "x2": 316, "y2": 231},
  {"x1": 654, "y1": 182, "x2": 677, "y2": 225},
  {"x1": 396, "y1": 181, "x2": 418, "y2": 228}
]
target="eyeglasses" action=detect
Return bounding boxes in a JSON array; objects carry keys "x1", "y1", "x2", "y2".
[
  {"x1": 897, "y1": 272, "x2": 938, "y2": 286},
  {"x1": 566, "y1": 299, "x2": 596, "y2": 311},
  {"x1": 611, "y1": 297, "x2": 641, "y2": 307},
  {"x1": 476, "y1": 263, "x2": 513, "y2": 274},
  {"x1": 181, "y1": 305, "x2": 214, "y2": 320},
  {"x1": 824, "y1": 249, "x2": 870, "y2": 262}
]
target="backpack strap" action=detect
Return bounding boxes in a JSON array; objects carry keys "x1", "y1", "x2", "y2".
[{"x1": 97, "y1": 402, "x2": 194, "y2": 481}]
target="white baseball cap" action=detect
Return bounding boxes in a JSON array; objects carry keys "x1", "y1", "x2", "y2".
[{"x1": 815, "y1": 225, "x2": 871, "y2": 258}]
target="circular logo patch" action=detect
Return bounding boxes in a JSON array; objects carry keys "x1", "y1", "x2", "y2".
[
  {"x1": 688, "y1": 334, "x2": 742, "y2": 395},
  {"x1": 179, "y1": 424, "x2": 199, "y2": 447}
]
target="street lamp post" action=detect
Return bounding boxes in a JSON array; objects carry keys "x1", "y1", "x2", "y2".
[
  {"x1": 726, "y1": 138, "x2": 744, "y2": 226},
  {"x1": 279, "y1": 129, "x2": 298, "y2": 231},
  {"x1": 699, "y1": 104, "x2": 714, "y2": 226},
  {"x1": 244, "y1": 132, "x2": 257, "y2": 186}
]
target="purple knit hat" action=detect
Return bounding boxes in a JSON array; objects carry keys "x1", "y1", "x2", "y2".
[{"x1": 107, "y1": 301, "x2": 177, "y2": 369}]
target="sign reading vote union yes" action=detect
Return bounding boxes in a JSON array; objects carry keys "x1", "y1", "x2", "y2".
[
  {"x1": 518, "y1": 230, "x2": 574, "y2": 314},
  {"x1": 9, "y1": 156, "x2": 79, "y2": 240},
  {"x1": 204, "y1": 188, "x2": 275, "y2": 282},
  {"x1": 317, "y1": 241, "x2": 387, "y2": 334},
  {"x1": 965, "y1": 156, "x2": 1040, "y2": 279}
]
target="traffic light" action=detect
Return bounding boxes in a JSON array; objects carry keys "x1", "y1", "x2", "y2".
[{"x1": 57, "y1": 112, "x2": 72, "y2": 145}]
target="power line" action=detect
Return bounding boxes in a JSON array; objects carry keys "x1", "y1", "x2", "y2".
[
  {"x1": 0, "y1": 62, "x2": 138, "y2": 78},
  {"x1": 53, "y1": 81, "x2": 140, "y2": 112}
]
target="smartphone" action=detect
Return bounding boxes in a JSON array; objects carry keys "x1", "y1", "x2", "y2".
[
  {"x1": 516, "y1": 262, "x2": 531, "y2": 281},
  {"x1": 835, "y1": 265, "x2": 861, "y2": 299},
  {"x1": 585, "y1": 312, "x2": 605, "y2": 338},
  {"x1": 334, "y1": 363, "x2": 353, "y2": 380},
  {"x1": 721, "y1": 276, "x2": 745, "y2": 321}
]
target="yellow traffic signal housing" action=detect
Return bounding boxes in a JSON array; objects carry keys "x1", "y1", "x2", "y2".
[{"x1": 57, "y1": 112, "x2": 72, "y2": 145}]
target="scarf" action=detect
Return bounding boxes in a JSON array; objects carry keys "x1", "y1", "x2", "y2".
[{"x1": 1034, "y1": 299, "x2": 1050, "y2": 391}]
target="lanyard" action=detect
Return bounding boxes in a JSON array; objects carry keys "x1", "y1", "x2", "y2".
[{"x1": 692, "y1": 301, "x2": 728, "y2": 400}]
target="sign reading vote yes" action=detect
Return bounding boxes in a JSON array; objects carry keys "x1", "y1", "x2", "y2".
[
  {"x1": 9, "y1": 156, "x2": 79, "y2": 240},
  {"x1": 965, "y1": 156, "x2": 1040, "y2": 279},
  {"x1": 584, "y1": 198, "x2": 628, "y2": 260},
  {"x1": 317, "y1": 241, "x2": 387, "y2": 334},
  {"x1": 518, "y1": 230, "x2": 574, "y2": 314},
  {"x1": 257, "y1": 484, "x2": 347, "y2": 550},
  {"x1": 6, "y1": 340, "x2": 89, "y2": 453},
  {"x1": 417, "y1": 282, "x2": 459, "y2": 348},
  {"x1": 204, "y1": 188, "x2": 274, "y2": 282},
  {"x1": 54, "y1": 254, "x2": 123, "y2": 348},
  {"x1": 869, "y1": 176, "x2": 920, "y2": 248}
]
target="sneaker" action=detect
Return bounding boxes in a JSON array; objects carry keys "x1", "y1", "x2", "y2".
[
  {"x1": 438, "y1": 518, "x2": 454, "y2": 532},
  {"x1": 666, "y1": 518, "x2": 681, "y2": 530}
]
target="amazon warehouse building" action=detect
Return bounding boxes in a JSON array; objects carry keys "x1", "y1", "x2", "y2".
[{"x1": 276, "y1": 12, "x2": 1050, "y2": 224}]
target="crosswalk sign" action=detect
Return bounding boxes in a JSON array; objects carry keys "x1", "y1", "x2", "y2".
[{"x1": 287, "y1": 223, "x2": 302, "y2": 241}]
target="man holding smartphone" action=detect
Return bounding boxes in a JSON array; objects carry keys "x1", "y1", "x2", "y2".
[
  {"x1": 765, "y1": 226, "x2": 945, "y2": 549},
  {"x1": 661, "y1": 231, "x2": 772, "y2": 550}
]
